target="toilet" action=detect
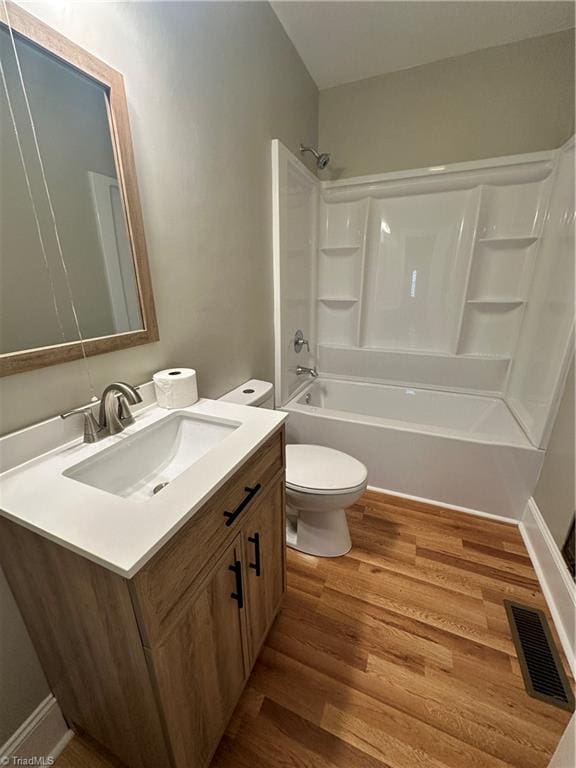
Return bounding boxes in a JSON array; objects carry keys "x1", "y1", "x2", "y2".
[
  {"x1": 284, "y1": 443, "x2": 367, "y2": 556},
  {"x1": 221, "y1": 380, "x2": 368, "y2": 557}
]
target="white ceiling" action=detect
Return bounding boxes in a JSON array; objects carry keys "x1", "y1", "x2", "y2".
[{"x1": 271, "y1": 1, "x2": 575, "y2": 89}]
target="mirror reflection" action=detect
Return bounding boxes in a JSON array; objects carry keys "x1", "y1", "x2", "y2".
[{"x1": 0, "y1": 26, "x2": 142, "y2": 355}]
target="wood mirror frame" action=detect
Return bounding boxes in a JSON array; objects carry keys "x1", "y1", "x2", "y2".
[{"x1": 0, "y1": 2, "x2": 159, "y2": 376}]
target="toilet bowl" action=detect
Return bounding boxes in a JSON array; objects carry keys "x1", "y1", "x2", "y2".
[
  {"x1": 220, "y1": 381, "x2": 368, "y2": 557},
  {"x1": 285, "y1": 444, "x2": 368, "y2": 557}
]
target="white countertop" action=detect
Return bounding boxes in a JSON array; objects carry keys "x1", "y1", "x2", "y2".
[{"x1": 0, "y1": 398, "x2": 286, "y2": 578}]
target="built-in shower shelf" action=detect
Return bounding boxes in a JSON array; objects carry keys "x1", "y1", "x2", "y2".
[
  {"x1": 458, "y1": 298, "x2": 525, "y2": 357},
  {"x1": 476, "y1": 236, "x2": 539, "y2": 247},
  {"x1": 318, "y1": 296, "x2": 359, "y2": 304},
  {"x1": 467, "y1": 298, "x2": 525, "y2": 308},
  {"x1": 320, "y1": 246, "x2": 361, "y2": 256}
]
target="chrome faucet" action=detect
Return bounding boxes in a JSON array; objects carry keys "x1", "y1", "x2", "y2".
[
  {"x1": 296, "y1": 365, "x2": 318, "y2": 378},
  {"x1": 99, "y1": 382, "x2": 143, "y2": 435},
  {"x1": 61, "y1": 382, "x2": 142, "y2": 443}
]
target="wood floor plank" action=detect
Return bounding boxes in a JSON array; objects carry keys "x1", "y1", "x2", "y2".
[
  {"x1": 503, "y1": 539, "x2": 533, "y2": 555},
  {"x1": 417, "y1": 547, "x2": 541, "y2": 591},
  {"x1": 315, "y1": 594, "x2": 454, "y2": 672},
  {"x1": 425, "y1": 652, "x2": 569, "y2": 725},
  {"x1": 335, "y1": 560, "x2": 490, "y2": 625},
  {"x1": 344, "y1": 527, "x2": 417, "y2": 565},
  {"x1": 217, "y1": 708, "x2": 342, "y2": 768},
  {"x1": 361, "y1": 492, "x2": 521, "y2": 535},
  {"x1": 320, "y1": 585, "x2": 518, "y2": 668},
  {"x1": 224, "y1": 686, "x2": 264, "y2": 739},
  {"x1": 273, "y1": 609, "x2": 370, "y2": 671},
  {"x1": 463, "y1": 539, "x2": 533, "y2": 564},
  {"x1": 320, "y1": 700, "x2": 517, "y2": 768},
  {"x1": 55, "y1": 491, "x2": 571, "y2": 768},
  {"x1": 325, "y1": 570, "x2": 515, "y2": 654},
  {"x1": 253, "y1": 697, "x2": 392, "y2": 768},
  {"x1": 321, "y1": 703, "x2": 452, "y2": 768},
  {"x1": 356, "y1": 556, "x2": 485, "y2": 599},
  {"x1": 414, "y1": 556, "x2": 545, "y2": 604},
  {"x1": 460, "y1": 541, "x2": 541, "y2": 578},
  {"x1": 287, "y1": 569, "x2": 326, "y2": 598},
  {"x1": 366, "y1": 506, "x2": 525, "y2": 547}
]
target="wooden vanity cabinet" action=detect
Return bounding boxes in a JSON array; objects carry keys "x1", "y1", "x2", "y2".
[
  {"x1": 0, "y1": 427, "x2": 285, "y2": 768},
  {"x1": 141, "y1": 477, "x2": 286, "y2": 768}
]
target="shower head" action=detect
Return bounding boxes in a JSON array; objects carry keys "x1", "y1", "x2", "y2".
[{"x1": 299, "y1": 144, "x2": 331, "y2": 170}]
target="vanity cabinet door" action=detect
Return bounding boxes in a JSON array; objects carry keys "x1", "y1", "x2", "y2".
[
  {"x1": 149, "y1": 535, "x2": 248, "y2": 768},
  {"x1": 244, "y1": 478, "x2": 286, "y2": 663}
]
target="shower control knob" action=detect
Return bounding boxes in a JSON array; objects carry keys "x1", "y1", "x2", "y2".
[{"x1": 294, "y1": 330, "x2": 310, "y2": 353}]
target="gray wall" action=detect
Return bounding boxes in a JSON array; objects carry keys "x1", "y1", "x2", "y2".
[
  {"x1": 0, "y1": 1, "x2": 318, "y2": 436},
  {"x1": 0, "y1": 0, "x2": 317, "y2": 744},
  {"x1": 319, "y1": 30, "x2": 575, "y2": 178},
  {"x1": 534, "y1": 361, "x2": 575, "y2": 550}
]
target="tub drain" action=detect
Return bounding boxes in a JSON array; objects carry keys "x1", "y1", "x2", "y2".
[{"x1": 153, "y1": 481, "x2": 170, "y2": 495}]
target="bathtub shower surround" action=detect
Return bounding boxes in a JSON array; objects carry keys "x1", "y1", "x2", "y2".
[
  {"x1": 284, "y1": 377, "x2": 541, "y2": 518},
  {"x1": 272, "y1": 139, "x2": 575, "y2": 515}
]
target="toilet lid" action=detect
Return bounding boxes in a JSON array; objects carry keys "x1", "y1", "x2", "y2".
[{"x1": 286, "y1": 444, "x2": 367, "y2": 493}]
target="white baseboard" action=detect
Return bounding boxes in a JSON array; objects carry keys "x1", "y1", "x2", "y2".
[
  {"x1": 520, "y1": 497, "x2": 575, "y2": 676},
  {"x1": 549, "y1": 714, "x2": 575, "y2": 768},
  {"x1": 366, "y1": 484, "x2": 519, "y2": 526},
  {"x1": 0, "y1": 694, "x2": 73, "y2": 763}
]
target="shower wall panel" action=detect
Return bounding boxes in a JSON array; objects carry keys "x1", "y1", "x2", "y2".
[
  {"x1": 360, "y1": 190, "x2": 473, "y2": 352},
  {"x1": 315, "y1": 151, "x2": 559, "y2": 396},
  {"x1": 272, "y1": 140, "x2": 318, "y2": 406},
  {"x1": 506, "y1": 139, "x2": 575, "y2": 447}
]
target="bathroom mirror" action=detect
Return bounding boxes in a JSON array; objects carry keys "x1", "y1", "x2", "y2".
[{"x1": 0, "y1": 3, "x2": 158, "y2": 376}]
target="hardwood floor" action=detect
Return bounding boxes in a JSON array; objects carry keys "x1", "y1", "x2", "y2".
[{"x1": 56, "y1": 491, "x2": 573, "y2": 768}]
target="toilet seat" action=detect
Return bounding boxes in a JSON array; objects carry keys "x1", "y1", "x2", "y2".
[
  {"x1": 286, "y1": 444, "x2": 368, "y2": 496},
  {"x1": 286, "y1": 479, "x2": 368, "y2": 496}
]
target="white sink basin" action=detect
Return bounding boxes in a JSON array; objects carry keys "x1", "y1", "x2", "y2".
[{"x1": 64, "y1": 411, "x2": 240, "y2": 501}]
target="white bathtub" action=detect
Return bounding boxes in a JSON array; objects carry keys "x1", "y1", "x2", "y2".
[{"x1": 283, "y1": 378, "x2": 543, "y2": 519}]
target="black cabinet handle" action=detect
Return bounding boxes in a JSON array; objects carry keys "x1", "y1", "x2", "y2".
[
  {"x1": 228, "y1": 560, "x2": 243, "y2": 609},
  {"x1": 248, "y1": 532, "x2": 261, "y2": 577},
  {"x1": 223, "y1": 484, "x2": 261, "y2": 527}
]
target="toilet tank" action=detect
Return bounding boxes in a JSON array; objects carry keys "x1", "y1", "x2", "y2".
[{"x1": 219, "y1": 379, "x2": 274, "y2": 409}]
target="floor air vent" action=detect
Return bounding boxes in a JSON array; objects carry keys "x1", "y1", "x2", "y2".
[{"x1": 504, "y1": 600, "x2": 574, "y2": 711}]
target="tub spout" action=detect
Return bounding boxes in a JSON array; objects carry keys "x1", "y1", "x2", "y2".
[{"x1": 296, "y1": 365, "x2": 318, "y2": 378}]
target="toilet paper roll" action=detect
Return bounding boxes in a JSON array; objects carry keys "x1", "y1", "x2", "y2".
[{"x1": 153, "y1": 368, "x2": 198, "y2": 409}]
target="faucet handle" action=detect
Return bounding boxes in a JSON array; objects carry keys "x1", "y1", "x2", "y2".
[
  {"x1": 61, "y1": 407, "x2": 103, "y2": 444},
  {"x1": 117, "y1": 394, "x2": 136, "y2": 427},
  {"x1": 104, "y1": 398, "x2": 125, "y2": 436},
  {"x1": 294, "y1": 330, "x2": 310, "y2": 354}
]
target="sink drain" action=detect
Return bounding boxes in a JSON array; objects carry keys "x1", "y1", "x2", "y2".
[{"x1": 152, "y1": 482, "x2": 170, "y2": 495}]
